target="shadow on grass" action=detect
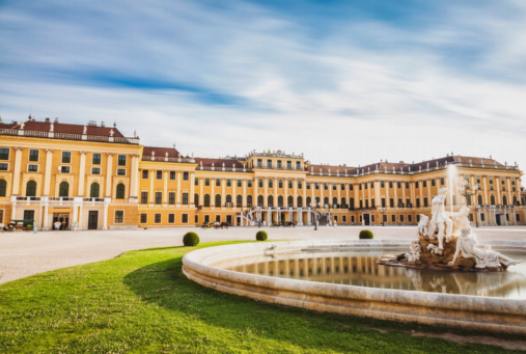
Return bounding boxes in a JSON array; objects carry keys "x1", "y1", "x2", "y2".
[{"x1": 122, "y1": 255, "x2": 514, "y2": 353}]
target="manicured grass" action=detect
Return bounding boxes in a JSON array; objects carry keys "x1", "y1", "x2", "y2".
[{"x1": 0, "y1": 242, "x2": 519, "y2": 353}]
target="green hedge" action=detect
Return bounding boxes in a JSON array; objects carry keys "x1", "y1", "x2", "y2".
[
  {"x1": 359, "y1": 229, "x2": 374, "y2": 239},
  {"x1": 256, "y1": 230, "x2": 268, "y2": 241},
  {"x1": 183, "y1": 232, "x2": 200, "y2": 246}
]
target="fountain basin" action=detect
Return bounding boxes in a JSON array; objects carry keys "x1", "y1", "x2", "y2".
[{"x1": 182, "y1": 240, "x2": 526, "y2": 335}]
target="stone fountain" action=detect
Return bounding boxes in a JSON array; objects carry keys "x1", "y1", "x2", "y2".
[{"x1": 381, "y1": 167, "x2": 516, "y2": 272}]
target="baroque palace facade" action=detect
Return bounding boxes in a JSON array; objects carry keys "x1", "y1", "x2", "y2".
[{"x1": 0, "y1": 117, "x2": 524, "y2": 230}]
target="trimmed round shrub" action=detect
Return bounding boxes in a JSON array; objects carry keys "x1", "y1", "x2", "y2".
[
  {"x1": 359, "y1": 229, "x2": 374, "y2": 239},
  {"x1": 256, "y1": 230, "x2": 268, "y2": 241},
  {"x1": 183, "y1": 232, "x2": 200, "y2": 246}
]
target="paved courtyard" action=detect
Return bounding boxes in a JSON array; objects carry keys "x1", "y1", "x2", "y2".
[{"x1": 1, "y1": 225, "x2": 525, "y2": 284}]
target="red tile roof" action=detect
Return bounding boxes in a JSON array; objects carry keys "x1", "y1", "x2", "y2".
[
  {"x1": 142, "y1": 146, "x2": 180, "y2": 160},
  {"x1": 12, "y1": 118, "x2": 125, "y2": 138},
  {"x1": 195, "y1": 158, "x2": 245, "y2": 169}
]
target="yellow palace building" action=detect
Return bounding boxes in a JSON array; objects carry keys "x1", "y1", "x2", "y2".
[{"x1": 0, "y1": 117, "x2": 524, "y2": 230}]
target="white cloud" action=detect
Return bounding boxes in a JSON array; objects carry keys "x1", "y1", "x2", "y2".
[{"x1": 1, "y1": 0, "x2": 526, "y2": 185}]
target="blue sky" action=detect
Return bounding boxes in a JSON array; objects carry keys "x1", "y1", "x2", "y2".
[{"x1": 1, "y1": 0, "x2": 525, "y2": 181}]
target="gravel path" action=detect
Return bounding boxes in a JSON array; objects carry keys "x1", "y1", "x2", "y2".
[{"x1": 1, "y1": 226, "x2": 525, "y2": 284}]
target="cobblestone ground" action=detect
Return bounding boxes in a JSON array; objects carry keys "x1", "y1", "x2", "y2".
[{"x1": 1, "y1": 225, "x2": 525, "y2": 284}]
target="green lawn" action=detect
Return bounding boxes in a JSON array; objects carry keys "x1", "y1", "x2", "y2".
[{"x1": 0, "y1": 242, "x2": 520, "y2": 353}]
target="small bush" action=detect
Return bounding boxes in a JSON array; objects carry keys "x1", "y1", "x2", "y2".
[
  {"x1": 256, "y1": 230, "x2": 268, "y2": 241},
  {"x1": 359, "y1": 229, "x2": 374, "y2": 239},
  {"x1": 183, "y1": 232, "x2": 200, "y2": 246}
]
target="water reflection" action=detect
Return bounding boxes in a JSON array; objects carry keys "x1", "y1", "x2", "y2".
[{"x1": 228, "y1": 252, "x2": 526, "y2": 299}]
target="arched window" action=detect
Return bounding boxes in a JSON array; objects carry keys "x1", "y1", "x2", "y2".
[
  {"x1": 332, "y1": 197, "x2": 338, "y2": 208},
  {"x1": 490, "y1": 195, "x2": 496, "y2": 205},
  {"x1": 323, "y1": 197, "x2": 329, "y2": 207},
  {"x1": 247, "y1": 195, "x2": 253, "y2": 207},
  {"x1": 204, "y1": 194, "x2": 210, "y2": 207},
  {"x1": 215, "y1": 194, "x2": 221, "y2": 207},
  {"x1": 268, "y1": 195, "x2": 274, "y2": 207},
  {"x1": 26, "y1": 180, "x2": 37, "y2": 197},
  {"x1": 350, "y1": 198, "x2": 355, "y2": 210},
  {"x1": 90, "y1": 182, "x2": 100, "y2": 198},
  {"x1": 225, "y1": 195, "x2": 232, "y2": 206},
  {"x1": 297, "y1": 196, "x2": 303, "y2": 208},
  {"x1": 257, "y1": 195, "x2": 264, "y2": 207},
  {"x1": 502, "y1": 195, "x2": 508, "y2": 206},
  {"x1": 316, "y1": 197, "x2": 321, "y2": 207},
  {"x1": 59, "y1": 181, "x2": 69, "y2": 197},
  {"x1": 116, "y1": 183, "x2": 125, "y2": 199},
  {"x1": 478, "y1": 195, "x2": 483, "y2": 206},
  {"x1": 0, "y1": 179, "x2": 6, "y2": 197},
  {"x1": 287, "y1": 196, "x2": 293, "y2": 207},
  {"x1": 277, "y1": 196, "x2": 283, "y2": 207},
  {"x1": 513, "y1": 196, "x2": 519, "y2": 206},
  {"x1": 194, "y1": 193, "x2": 199, "y2": 206},
  {"x1": 236, "y1": 195, "x2": 242, "y2": 207},
  {"x1": 306, "y1": 196, "x2": 312, "y2": 207}
]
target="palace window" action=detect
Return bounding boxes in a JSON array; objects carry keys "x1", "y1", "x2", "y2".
[
  {"x1": 169, "y1": 214, "x2": 175, "y2": 223},
  {"x1": 154, "y1": 213, "x2": 161, "y2": 223},
  {"x1": 62, "y1": 151, "x2": 71, "y2": 164},
  {"x1": 247, "y1": 180, "x2": 253, "y2": 188},
  {"x1": 278, "y1": 180, "x2": 283, "y2": 189},
  {"x1": 117, "y1": 169, "x2": 126, "y2": 176},
  {"x1": 268, "y1": 195, "x2": 274, "y2": 207},
  {"x1": 257, "y1": 195, "x2": 264, "y2": 207},
  {"x1": 296, "y1": 161, "x2": 301, "y2": 169},
  {"x1": 236, "y1": 195, "x2": 242, "y2": 207},
  {"x1": 142, "y1": 170, "x2": 149, "y2": 179},
  {"x1": 195, "y1": 177, "x2": 199, "y2": 185},
  {"x1": 215, "y1": 194, "x2": 221, "y2": 207},
  {"x1": 0, "y1": 163, "x2": 7, "y2": 171},
  {"x1": 297, "y1": 196, "x2": 303, "y2": 207},
  {"x1": 490, "y1": 195, "x2": 496, "y2": 205},
  {"x1": 28, "y1": 164, "x2": 38, "y2": 172},
  {"x1": 216, "y1": 179, "x2": 221, "y2": 187},
  {"x1": 169, "y1": 192, "x2": 176, "y2": 205},
  {"x1": 182, "y1": 214, "x2": 188, "y2": 223},
  {"x1": 29, "y1": 149, "x2": 39, "y2": 162},
  {"x1": 247, "y1": 195, "x2": 253, "y2": 207},
  {"x1": 170, "y1": 171, "x2": 176, "y2": 180},
  {"x1": 59, "y1": 181, "x2": 69, "y2": 197},
  {"x1": 115, "y1": 183, "x2": 125, "y2": 199},
  {"x1": 92, "y1": 153, "x2": 101, "y2": 165},
  {"x1": 277, "y1": 196, "x2": 284, "y2": 207},
  {"x1": 182, "y1": 193, "x2": 189, "y2": 205},
  {"x1": 205, "y1": 178, "x2": 210, "y2": 186},
  {"x1": 277, "y1": 160, "x2": 282, "y2": 169},
  {"x1": 267, "y1": 159, "x2": 272, "y2": 168},
  {"x1": 118, "y1": 154, "x2": 126, "y2": 166},
  {"x1": 204, "y1": 194, "x2": 211, "y2": 207},
  {"x1": 194, "y1": 193, "x2": 199, "y2": 206},
  {"x1": 288, "y1": 196, "x2": 293, "y2": 207},
  {"x1": 156, "y1": 170, "x2": 163, "y2": 179},
  {"x1": 140, "y1": 213, "x2": 147, "y2": 223},
  {"x1": 257, "y1": 159, "x2": 262, "y2": 168},
  {"x1": 423, "y1": 198, "x2": 429, "y2": 207},
  {"x1": 227, "y1": 179, "x2": 232, "y2": 187},
  {"x1": 288, "y1": 181, "x2": 293, "y2": 189},
  {"x1": 115, "y1": 210, "x2": 124, "y2": 223},
  {"x1": 141, "y1": 192, "x2": 148, "y2": 204},
  {"x1": 90, "y1": 182, "x2": 100, "y2": 198},
  {"x1": 432, "y1": 179, "x2": 436, "y2": 187},
  {"x1": 155, "y1": 192, "x2": 162, "y2": 204},
  {"x1": 287, "y1": 160, "x2": 292, "y2": 169},
  {"x1": 237, "y1": 180, "x2": 242, "y2": 187},
  {"x1": 0, "y1": 148, "x2": 9, "y2": 160},
  {"x1": 183, "y1": 172, "x2": 189, "y2": 181},
  {"x1": 92, "y1": 167, "x2": 100, "y2": 175},
  {"x1": 26, "y1": 180, "x2": 37, "y2": 197},
  {"x1": 0, "y1": 179, "x2": 6, "y2": 196}
]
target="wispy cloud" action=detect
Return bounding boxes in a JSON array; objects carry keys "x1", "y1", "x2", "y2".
[{"x1": 1, "y1": 0, "x2": 525, "y2": 182}]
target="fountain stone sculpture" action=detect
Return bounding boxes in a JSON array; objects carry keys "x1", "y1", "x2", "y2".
[{"x1": 380, "y1": 176, "x2": 515, "y2": 272}]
